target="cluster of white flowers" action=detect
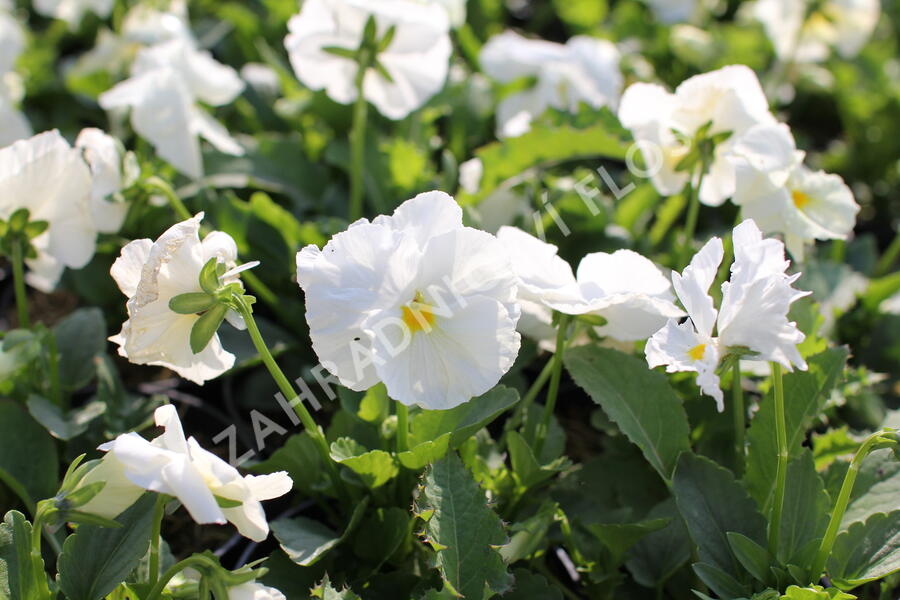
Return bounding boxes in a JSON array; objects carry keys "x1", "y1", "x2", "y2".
[
  {"x1": 646, "y1": 220, "x2": 810, "y2": 410},
  {"x1": 0, "y1": 128, "x2": 129, "y2": 291},
  {"x1": 284, "y1": 0, "x2": 452, "y2": 120},
  {"x1": 618, "y1": 64, "x2": 860, "y2": 260},
  {"x1": 99, "y1": 1, "x2": 244, "y2": 178},
  {"x1": 480, "y1": 30, "x2": 622, "y2": 138},
  {"x1": 78, "y1": 404, "x2": 292, "y2": 542},
  {"x1": 754, "y1": 0, "x2": 880, "y2": 63}
]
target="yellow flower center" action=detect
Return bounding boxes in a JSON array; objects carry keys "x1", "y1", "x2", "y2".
[
  {"x1": 792, "y1": 189, "x2": 812, "y2": 209},
  {"x1": 687, "y1": 343, "x2": 706, "y2": 361},
  {"x1": 401, "y1": 292, "x2": 436, "y2": 334}
]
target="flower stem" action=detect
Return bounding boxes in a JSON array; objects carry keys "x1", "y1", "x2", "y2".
[
  {"x1": 29, "y1": 501, "x2": 52, "y2": 600},
  {"x1": 875, "y1": 228, "x2": 900, "y2": 277},
  {"x1": 506, "y1": 357, "x2": 556, "y2": 435},
  {"x1": 349, "y1": 61, "x2": 370, "y2": 222},
  {"x1": 534, "y1": 314, "x2": 571, "y2": 458},
  {"x1": 809, "y1": 430, "x2": 894, "y2": 581},
  {"x1": 143, "y1": 554, "x2": 221, "y2": 600},
  {"x1": 732, "y1": 361, "x2": 745, "y2": 475},
  {"x1": 146, "y1": 176, "x2": 192, "y2": 222},
  {"x1": 679, "y1": 171, "x2": 703, "y2": 270},
  {"x1": 767, "y1": 362, "x2": 788, "y2": 558},
  {"x1": 148, "y1": 495, "x2": 167, "y2": 587},
  {"x1": 396, "y1": 403, "x2": 409, "y2": 453},
  {"x1": 11, "y1": 238, "x2": 30, "y2": 328},
  {"x1": 233, "y1": 295, "x2": 347, "y2": 498}
]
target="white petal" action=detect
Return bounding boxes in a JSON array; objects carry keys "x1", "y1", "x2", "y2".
[
  {"x1": 111, "y1": 239, "x2": 153, "y2": 298},
  {"x1": 495, "y1": 226, "x2": 581, "y2": 308},
  {"x1": 373, "y1": 190, "x2": 463, "y2": 246},
  {"x1": 672, "y1": 237, "x2": 724, "y2": 338},
  {"x1": 243, "y1": 472, "x2": 293, "y2": 501},
  {"x1": 645, "y1": 319, "x2": 723, "y2": 410}
]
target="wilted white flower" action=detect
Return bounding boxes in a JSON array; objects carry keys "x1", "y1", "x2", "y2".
[
  {"x1": 730, "y1": 123, "x2": 859, "y2": 260},
  {"x1": 297, "y1": 191, "x2": 521, "y2": 410},
  {"x1": 284, "y1": 0, "x2": 452, "y2": 120},
  {"x1": 755, "y1": 0, "x2": 880, "y2": 63},
  {"x1": 618, "y1": 64, "x2": 775, "y2": 206},
  {"x1": 481, "y1": 31, "x2": 622, "y2": 138},
  {"x1": 0, "y1": 130, "x2": 96, "y2": 291},
  {"x1": 99, "y1": 19, "x2": 244, "y2": 178},
  {"x1": 99, "y1": 405, "x2": 293, "y2": 541},
  {"x1": 646, "y1": 219, "x2": 810, "y2": 410},
  {"x1": 33, "y1": 0, "x2": 113, "y2": 28},
  {"x1": 497, "y1": 226, "x2": 684, "y2": 343},
  {"x1": 109, "y1": 213, "x2": 245, "y2": 385},
  {"x1": 75, "y1": 127, "x2": 132, "y2": 234}
]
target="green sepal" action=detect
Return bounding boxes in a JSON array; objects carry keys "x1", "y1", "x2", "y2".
[
  {"x1": 576, "y1": 314, "x2": 608, "y2": 327},
  {"x1": 7, "y1": 208, "x2": 30, "y2": 232},
  {"x1": 323, "y1": 46, "x2": 358, "y2": 60},
  {"x1": 60, "y1": 480, "x2": 107, "y2": 509},
  {"x1": 23, "y1": 220, "x2": 48, "y2": 240},
  {"x1": 189, "y1": 304, "x2": 228, "y2": 354},
  {"x1": 169, "y1": 292, "x2": 218, "y2": 315},
  {"x1": 198, "y1": 257, "x2": 221, "y2": 295},
  {"x1": 378, "y1": 25, "x2": 396, "y2": 52},
  {"x1": 62, "y1": 509, "x2": 124, "y2": 529},
  {"x1": 214, "y1": 495, "x2": 243, "y2": 509}
]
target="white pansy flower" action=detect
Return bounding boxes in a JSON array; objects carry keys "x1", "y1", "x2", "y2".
[
  {"x1": 99, "y1": 17, "x2": 244, "y2": 179},
  {"x1": 297, "y1": 191, "x2": 521, "y2": 410},
  {"x1": 75, "y1": 128, "x2": 130, "y2": 234},
  {"x1": 73, "y1": 453, "x2": 145, "y2": 520},
  {"x1": 284, "y1": 0, "x2": 452, "y2": 120},
  {"x1": 646, "y1": 219, "x2": 809, "y2": 410},
  {"x1": 481, "y1": 31, "x2": 622, "y2": 138},
  {"x1": 0, "y1": 130, "x2": 95, "y2": 292},
  {"x1": 33, "y1": 0, "x2": 114, "y2": 28},
  {"x1": 641, "y1": 0, "x2": 696, "y2": 24},
  {"x1": 99, "y1": 405, "x2": 293, "y2": 541},
  {"x1": 110, "y1": 213, "x2": 246, "y2": 385},
  {"x1": 755, "y1": 0, "x2": 880, "y2": 63},
  {"x1": 618, "y1": 64, "x2": 775, "y2": 206},
  {"x1": 730, "y1": 123, "x2": 859, "y2": 260},
  {"x1": 497, "y1": 226, "x2": 684, "y2": 343}
]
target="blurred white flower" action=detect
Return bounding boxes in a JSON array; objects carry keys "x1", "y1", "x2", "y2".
[
  {"x1": 497, "y1": 226, "x2": 684, "y2": 343},
  {"x1": 431, "y1": 0, "x2": 466, "y2": 28},
  {"x1": 75, "y1": 127, "x2": 131, "y2": 234},
  {"x1": 481, "y1": 31, "x2": 622, "y2": 138},
  {"x1": 297, "y1": 191, "x2": 521, "y2": 409},
  {"x1": 109, "y1": 213, "x2": 244, "y2": 385},
  {"x1": 284, "y1": 0, "x2": 452, "y2": 120},
  {"x1": 646, "y1": 219, "x2": 809, "y2": 410},
  {"x1": 99, "y1": 405, "x2": 293, "y2": 541},
  {"x1": 0, "y1": 6, "x2": 30, "y2": 146},
  {"x1": 755, "y1": 0, "x2": 880, "y2": 63},
  {"x1": 458, "y1": 157, "x2": 483, "y2": 194},
  {"x1": 33, "y1": 0, "x2": 113, "y2": 28},
  {"x1": 641, "y1": 0, "x2": 696, "y2": 24},
  {"x1": 0, "y1": 130, "x2": 96, "y2": 291},
  {"x1": 730, "y1": 123, "x2": 859, "y2": 260},
  {"x1": 228, "y1": 582, "x2": 287, "y2": 600},
  {"x1": 618, "y1": 64, "x2": 775, "y2": 206},
  {"x1": 98, "y1": 14, "x2": 244, "y2": 179},
  {"x1": 241, "y1": 63, "x2": 281, "y2": 97}
]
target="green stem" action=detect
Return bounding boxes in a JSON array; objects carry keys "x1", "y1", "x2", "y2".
[
  {"x1": 349, "y1": 59, "x2": 370, "y2": 222},
  {"x1": 29, "y1": 502, "x2": 52, "y2": 600},
  {"x1": 732, "y1": 361, "x2": 745, "y2": 475},
  {"x1": 534, "y1": 314, "x2": 571, "y2": 458},
  {"x1": 147, "y1": 176, "x2": 192, "y2": 222},
  {"x1": 875, "y1": 229, "x2": 900, "y2": 277},
  {"x1": 679, "y1": 169, "x2": 703, "y2": 270},
  {"x1": 11, "y1": 239, "x2": 29, "y2": 328},
  {"x1": 396, "y1": 403, "x2": 409, "y2": 453},
  {"x1": 233, "y1": 295, "x2": 347, "y2": 498},
  {"x1": 148, "y1": 495, "x2": 167, "y2": 587},
  {"x1": 143, "y1": 554, "x2": 221, "y2": 600},
  {"x1": 809, "y1": 430, "x2": 893, "y2": 581},
  {"x1": 768, "y1": 362, "x2": 788, "y2": 558},
  {"x1": 506, "y1": 357, "x2": 556, "y2": 435}
]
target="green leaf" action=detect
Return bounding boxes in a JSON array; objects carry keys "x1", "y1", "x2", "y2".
[
  {"x1": 189, "y1": 304, "x2": 228, "y2": 354},
  {"x1": 778, "y1": 450, "x2": 830, "y2": 567},
  {"x1": 503, "y1": 569, "x2": 563, "y2": 600},
  {"x1": 506, "y1": 431, "x2": 568, "y2": 489},
  {"x1": 272, "y1": 497, "x2": 368, "y2": 567},
  {"x1": 812, "y1": 427, "x2": 860, "y2": 470},
  {"x1": 459, "y1": 121, "x2": 629, "y2": 205},
  {"x1": 672, "y1": 453, "x2": 768, "y2": 579},
  {"x1": 692, "y1": 562, "x2": 750, "y2": 599},
  {"x1": 840, "y1": 448, "x2": 900, "y2": 528},
  {"x1": 727, "y1": 532, "x2": 771, "y2": 584},
  {"x1": 500, "y1": 501, "x2": 558, "y2": 564},
  {"x1": 310, "y1": 574, "x2": 362, "y2": 600},
  {"x1": 400, "y1": 386, "x2": 519, "y2": 469},
  {"x1": 57, "y1": 494, "x2": 157, "y2": 600},
  {"x1": 564, "y1": 346, "x2": 691, "y2": 481},
  {"x1": 330, "y1": 438, "x2": 399, "y2": 489},
  {"x1": 26, "y1": 394, "x2": 105, "y2": 441},
  {"x1": 780, "y1": 585, "x2": 857, "y2": 599},
  {"x1": 0, "y1": 400, "x2": 58, "y2": 511},
  {"x1": 168, "y1": 292, "x2": 217, "y2": 315},
  {"x1": 53, "y1": 308, "x2": 106, "y2": 390},
  {"x1": 352, "y1": 507, "x2": 408, "y2": 564},
  {"x1": 415, "y1": 454, "x2": 512, "y2": 598},
  {"x1": 250, "y1": 433, "x2": 323, "y2": 496},
  {"x1": 0, "y1": 510, "x2": 51, "y2": 600},
  {"x1": 586, "y1": 518, "x2": 670, "y2": 566},
  {"x1": 828, "y1": 510, "x2": 900, "y2": 589},
  {"x1": 625, "y1": 498, "x2": 692, "y2": 589},
  {"x1": 744, "y1": 348, "x2": 849, "y2": 510}
]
